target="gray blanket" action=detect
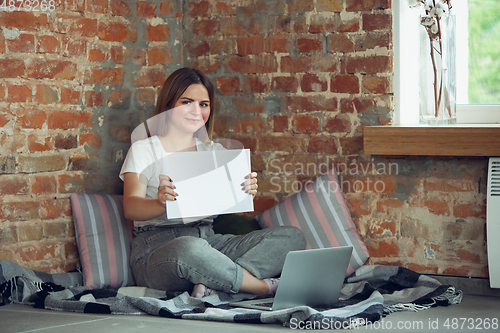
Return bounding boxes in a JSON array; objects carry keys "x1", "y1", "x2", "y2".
[{"x1": 0, "y1": 260, "x2": 462, "y2": 328}]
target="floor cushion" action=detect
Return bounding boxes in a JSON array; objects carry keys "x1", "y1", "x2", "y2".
[
  {"x1": 70, "y1": 193, "x2": 135, "y2": 289},
  {"x1": 255, "y1": 169, "x2": 370, "y2": 276}
]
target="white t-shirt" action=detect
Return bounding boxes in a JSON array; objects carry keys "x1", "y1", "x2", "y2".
[{"x1": 119, "y1": 136, "x2": 226, "y2": 227}]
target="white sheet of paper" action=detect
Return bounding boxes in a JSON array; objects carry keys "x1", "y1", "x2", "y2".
[{"x1": 164, "y1": 149, "x2": 253, "y2": 221}]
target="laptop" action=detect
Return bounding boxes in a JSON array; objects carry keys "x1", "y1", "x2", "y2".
[{"x1": 229, "y1": 246, "x2": 353, "y2": 311}]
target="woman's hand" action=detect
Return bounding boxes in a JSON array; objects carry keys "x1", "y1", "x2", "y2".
[
  {"x1": 241, "y1": 172, "x2": 258, "y2": 197},
  {"x1": 158, "y1": 174, "x2": 178, "y2": 205}
]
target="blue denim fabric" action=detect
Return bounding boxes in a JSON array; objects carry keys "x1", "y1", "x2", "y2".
[{"x1": 130, "y1": 223, "x2": 306, "y2": 293}]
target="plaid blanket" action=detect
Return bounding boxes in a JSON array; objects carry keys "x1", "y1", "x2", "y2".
[{"x1": 0, "y1": 260, "x2": 462, "y2": 329}]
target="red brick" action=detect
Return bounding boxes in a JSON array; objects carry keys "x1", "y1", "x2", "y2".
[
  {"x1": 55, "y1": 134, "x2": 78, "y2": 149},
  {"x1": 293, "y1": 115, "x2": 319, "y2": 133},
  {"x1": 216, "y1": 76, "x2": 241, "y2": 95},
  {"x1": 136, "y1": 89, "x2": 156, "y2": 107},
  {"x1": 293, "y1": 15, "x2": 308, "y2": 34},
  {"x1": 327, "y1": 34, "x2": 355, "y2": 53},
  {"x1": 214, "y1": 1, "x2": 236, "y2": 15},
  {"x1": 7, "y1": 34, "x2": 35, "y2": 53},
  {"x1": 425, "y1": 200, "x2": 451, "y2": 216},
  {"x1": 137, "y1": 1, "x2": 157, "y2": 17},
  {"x1": 18, "y1": 110, "x2": 46, "y2": 129},
  {"x1": 61, "y1": 88, "x2": 82, "y2": 105},
  {"x1": 186, "y1": 40, "x2": 210, "y2": 57},
  {"x1": 234, "y1": 117, "x2": 266, "y2": 133},
  {"x1": 339, "y1": 136, "x2": 363, "y2": 155},
  {"x1": 0, "y1": 11, "x2": 47, "y2": 31},
  {"x1": 87, "y1": 0, "x2": 108, "y2": 13},
  {"x1": 111, "y1": 0, "x2": 132, "y2": 15},
  {"x1": 331, "y1": 75, "x2": 359, "y2": 94},
  {"x1": 363, "y1": 76, "x2": 390, "y2": 93},
  {"x1": 346, "y1": 0, "x2": 390, "y2": 12},
  {"x1": 48, "y1": 111, "x2": 93, "y2": 129},
  {"x1": 160, "y1": 1, "x2": 176, "y2": 16},
  {"x1": 88, "y1": 47, "x2": 110, "y2": 62},
  {"x1": 309, "y1": 136, "x2": 337, "y2": 154},
  {"x1": 84, "y1": 91, "x2": 104, "y2": 107},
  {"x1": 98, "y1": 21, "x2": 137, "y2": 42},
  {"x1": 84, "y1": 67, "x2": 125, "y2": 85},
  {"x1": 259, "y1": 136, "x2": 305, "y2": 152},
  {"x1": 454, "y1": 203, "x2": 486, "y2": 219},
  {"x1": 37, "y1": 35, "x2": 60, "y2": 53},
  {"x1": 192, "y1": 20, "x2": 220, "y2": 37},
  {"x1": 274, "y1": 115, "x2": 289, "y2": 132},
  {"x1": 338, "y1": 19, "x2": 360, "y2": 32},
  {"x1": 0, "y1": 59, "x2": 25, "y2": 78},
  {"x1": 272, "y1": 76, "x2": 299, "y2": 93},
  {"x1": 317, "y1": 0, "x2": 343, "y2": 11},
  {"x1": 441, "y1": 266, "x2": 471, "y2": 276},
  {"x1": 110, "y1": 46, "x2": 123, "y2": 64},
  {"x1": 281, "y1": 54, "x2": 337, "y2": 73},
  {"x1": 210, "y1": 40, "x2": 233, "y2": 55},
  {"x1": 301, "y1": 74, "x2": 328, "y2": 93},
  {"x1": 188, "y1": 0, "x2": 210, "y2": 17},
  {"x1": 365, "y1": 239, "x2": 399, "y2": 257},
  {"x1": 309, "y1": 15, "x2": 337, "y2": 33},
  {"x1": 237, "y1": 36, "x2": 264, "y2": 56},
  {"x1": 340, "y1": 97, "x2": 376, "y2": 113},
  {"x1": 41, "y1": 199, "x2": 71, "y2": 220},
  {"x1": 288, "y1": 0, "x2": 314, "y2": 13},
  {"x1": 243, "y1": 75, "x2": 270, "y2": 94},
  {"x1": 297, "y1": 37, "x2": 323, "y2": 53},
  {"x1": 133, "y1": 49, "x2": 147, "y2": 66},
  {"x1": 226, "y1": 55, "x2": 278, "y2": 74},
  {"x1": 64, "y1": 38, "x2": 87, "y2": 56},
  {"x1": 32, "y1": 176, "x2": 57, "y2": 195},
  {"x1": 1, "y1": 201, "x2": 40, "y2": 222},
  {"x1": 363, "y1": 13, "x2": 392, "y2": 31},
  {"x1": 220, "y1": 17, "x2": 247, "y2": 36},
  {"x1": 148, "y1": 46, "x2": 173, "y2": 65},
  {"x1": 281, "y1": 95, "x2": 337, "y2": 112},
  {"x1": 233, "y1": 96, "x2": 265, "y2": 113},
  {"x1": 265, "y1": 36, "x2": 293, "y2": 53},
  {"x1": 187, "y1": 58, "x2": 221, "y2": 74},
  {"x1": 355, "y1": 32, "x2": 392, "y2": 51},
  {"x1": 0, "y1": 176, "x2": 29, "y2": 195},
  {"x1": 79, "y1": 133, "x2": 101, "y2": 148},
  {"x1": 346, "y1": 56, "x2": 392, "y2": 74},
  {"x1": 376, "y1": 198, "x2": 404, "y2": 214},
  {"x1": 324, "y1": 115, "x2": 351, "y2": 133},
  {"x1": 28, "y1": 60, "x2": 77, "y2": 80},
  {"x1": 132, "y1": 67, "x2": 167, "y2": 87},
  {"x1": 146, "y1": 24, "x2": 170, "y2": 41},
  {"x1": 8, "y1": 85, "x2": 32, "y2": 103},
  {"x1": 27, "y1": 135, "x2": 52, "y2": 152},
  {"x1": 36, "y1": 85, "x2": 58, "y2": 104}
]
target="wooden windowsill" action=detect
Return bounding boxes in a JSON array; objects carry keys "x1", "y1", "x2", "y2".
[{"x1": 363, "y1": 124, "x2": 500, "y2": 156}]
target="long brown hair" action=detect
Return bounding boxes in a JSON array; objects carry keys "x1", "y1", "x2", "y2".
[{"x1": 153, "y1": 68, "x2": 215, "y2": 140}]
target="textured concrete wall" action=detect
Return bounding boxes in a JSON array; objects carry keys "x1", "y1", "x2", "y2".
[{"x1": 0, "y1": 0, "x2": 490, "y2": 278}]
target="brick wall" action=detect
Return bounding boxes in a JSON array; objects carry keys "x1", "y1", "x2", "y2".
[
  {"x1": 0, "y1": 0, "x2": 183, "y2": 272},
  {"x1": 0, "y1": 0, "x2": 489, "y2": 278}
]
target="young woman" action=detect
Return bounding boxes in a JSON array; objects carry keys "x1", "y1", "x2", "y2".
[{"x1": 120, "y1": 68, "x2": 306, "y2": 298}]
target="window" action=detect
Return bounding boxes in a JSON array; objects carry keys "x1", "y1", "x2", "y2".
[{"x1": 393, "y1": 0, "x2": 500, "y2": 124}]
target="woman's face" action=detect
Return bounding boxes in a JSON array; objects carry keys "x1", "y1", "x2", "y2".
[{"x1": 168, "y1": 84, "x2": 211, "y2": 135}]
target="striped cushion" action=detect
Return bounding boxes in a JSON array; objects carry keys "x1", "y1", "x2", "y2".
[
  {"x1": 70, "y1": 194, "x2": 135, "y2": 289},
  {"x1": 256, "y1": 169, "x2": 369, "y2": 276}
]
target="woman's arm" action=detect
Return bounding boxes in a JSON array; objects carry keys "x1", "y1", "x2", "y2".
[{"x1": 122, "y1": 172, "x2": 176, "y2": 221}]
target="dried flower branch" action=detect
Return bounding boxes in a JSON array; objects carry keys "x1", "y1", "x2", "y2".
[{"x1": 408, "y1": 0, "x2": 453, "y2": 117}]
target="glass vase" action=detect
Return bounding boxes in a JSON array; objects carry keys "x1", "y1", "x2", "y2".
[{"x1": 419, "y1": 14, "x2": 457, "y2": 125}]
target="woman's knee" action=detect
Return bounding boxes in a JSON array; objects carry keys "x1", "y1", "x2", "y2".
[{"x1": 281, "y1": 226, "x2": 307, "y2": 251}]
